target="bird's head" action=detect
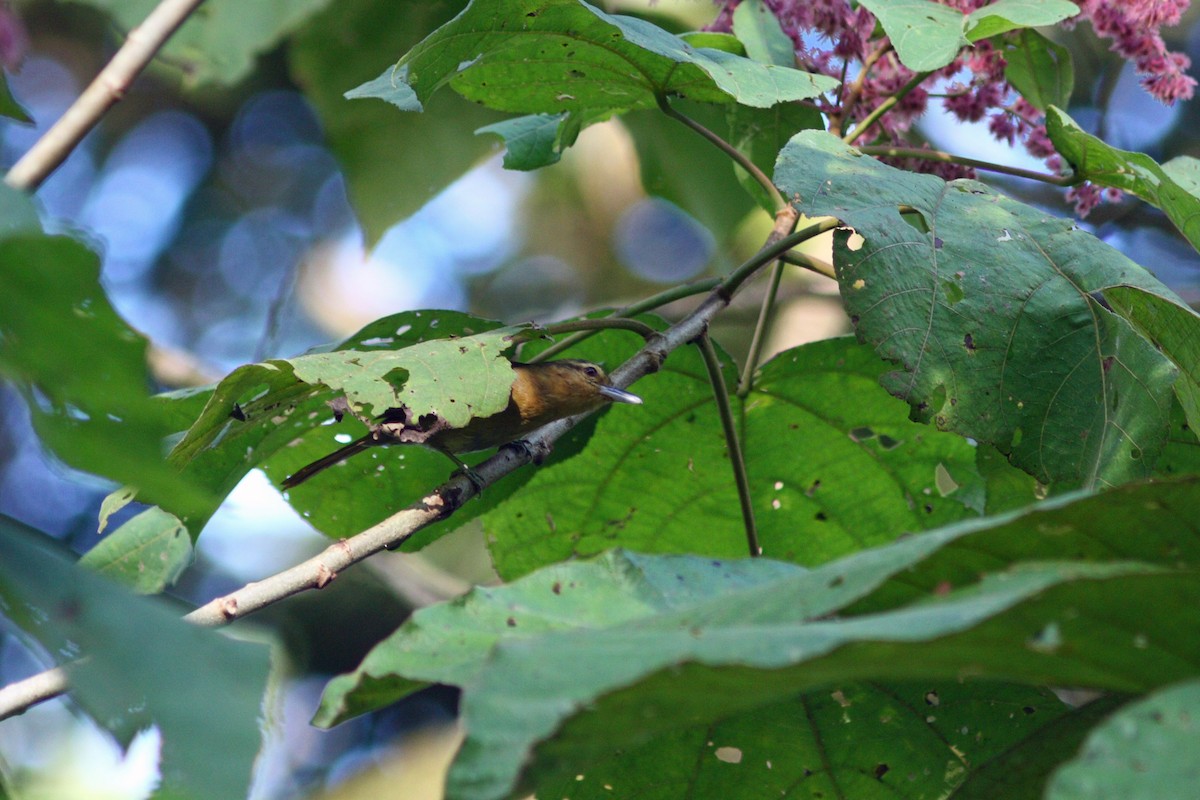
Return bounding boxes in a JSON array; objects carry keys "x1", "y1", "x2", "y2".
[{"x1": 513, "y1": 359, "x2": 642, "y2": 424}]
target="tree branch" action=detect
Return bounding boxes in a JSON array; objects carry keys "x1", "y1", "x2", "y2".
[
  {"x1": 0, "y1": 667, "x2": 69, "y2": 722},
  {"x1": 4, "y1": 0, "x2": 208, "y2": 191}
]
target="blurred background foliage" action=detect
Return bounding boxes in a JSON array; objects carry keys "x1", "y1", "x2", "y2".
[{"x1": 0, "y1": 0, "x2": 1198, "y2": 797}]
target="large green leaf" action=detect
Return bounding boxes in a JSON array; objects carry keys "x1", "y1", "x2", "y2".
[
  {"x1": 858, "y1": 0, "x2": 1078, "y2": 72},
  {"x1": 0, "y1": 233, "x2": 211, "y2": 512},
  {"x1": 75, "y1": 0, "x2": 334, "y2": 86},
  {"x1": 483, "y1": 336, "x2": 985, "y2": 579},
  {"x1": 532, "y1": 682, "x2": 1077, "y2": 800},
  {"x1": 1047, "y1": 107, "x2": 1200, "y2": 253},
  {"x1": 1003, "y1": 29, "x2": 1074, "y2": 111},
  {"x1": 775, "y1": 131, "x2": 1180, "y2": 488},
  {"x1": 314, "y1": 552, "x2": 802, "y2": 726},
  {"x1": 1046, "y1": 680, "x2": 1200, "y2": 799},
  {"x1": 1103, "y1": 285, "x2": 1200, "y2": 448},
  {"x1": 0, "y1": 517, "x2": 271, "y2": 800},
  {"x1": 153, "y1": 312, "x2": 517, "y2": 534},
  {"x1": 349, "y1": 0, "x2": 838, "y2": 117},
  {"x1": 289, "y1": 0, "x2": 504, "y2": 245},
  {"x1": 313, "y1": 477, "x2": 1200, "y2": 800}
]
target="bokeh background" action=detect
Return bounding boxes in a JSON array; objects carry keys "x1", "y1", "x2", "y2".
[{"x1": 1, "y1": 0, "x2": 1198, "y2": 797}]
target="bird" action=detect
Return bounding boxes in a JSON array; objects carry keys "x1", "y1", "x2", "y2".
[{"x1": 281, "y1": 359, "x2": 642, "y2": 490}]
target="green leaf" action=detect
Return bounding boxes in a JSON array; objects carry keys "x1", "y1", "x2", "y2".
[
  {"x1": 476, "y1": 113, "x2": 572, "y2": 170},
  {"x1": 1003, "y1": 29, "x2": 1074, "y2": 111},
  {"x1": 728, "y1": 100, "x2": 823, "y2": 211},
  {"x1": 285, "y1": 329, "x2": 522, "y2": 424},
  {"x1": 265, "y1": 475, "x2": 1200, "y2": 727},
  {"x1": 858, "y1": 0, "x2": 1077, "y2": 72},
  {"x1": 1103, "y1": 285, "x2": 1200, "y2": 444},
  {"x1": 351, "y1": 0, "x2": 838, "y2": 116},
  {"x1": 314, "y1": 552, "x2": 802, "y2": 727},
  {"x1": 775, "y1": 131, "x2": 1179, "y2": 488},
  {"x1": 148, "y1": 309, "x2": 516, "y2": 542},
  {"x1": 965, "y1": 0, "x2": 1079, "y2": 42},
  {"x1": 0, "y1": 71, "x2": 31, "y2": 123},
  {"x1": 952, "y1": 696, "x2": 1126, "y2": 799},
  {"x1": 453, "y1": 568, "x2": 1192, "y2": 796},
  {"x1": 318, "y1": 477, "x2": 1200, "y2": 798},
  {"x1": 483, "y1": 337, "x2": 985, "y2": 579},
  {"x1": 289, "y1": 0, "x2": 505, "y2": 245},
  {"x1": 732, "y1": 0, "x2": 795, "y2": 67},
  {"x1": 1046, "y1": 681, "x2": 1200, "y2": 799},
  {"x1": 0, "y1": 234, "x2": 212, "y2": 512},
  {"x1": 75, "y1": 0, "x2": 335, "y2": 86},
  {"x1": 1047, "y1": 107, "x2": 1200, "y2": 253},
  {"x1": 0, "y1": 516, "x2": 271, "y2": 800},
  {"x1": 857, "y1": 0, "x2": 968, "y2": 72},
  {"x1": 79, "y1": 507, "x2": 192, "y2": 594},
  {"x1": 532, "y1": 682, "x2": 1075, "y2": 800}
]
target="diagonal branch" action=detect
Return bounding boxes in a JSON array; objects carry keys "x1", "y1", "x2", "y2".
[{"x1": 5, "y1": 0, "x2": 208, "y2": 191}]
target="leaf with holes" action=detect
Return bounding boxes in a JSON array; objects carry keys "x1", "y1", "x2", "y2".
[
  {"x1": 776, "y1": 131, "x2": 1179, "y2": 488},
  {"x1": 482, "y1": 336, "x2": 985, "y2": 579},
  {"x1": 313, "y1": 477, "x2": 1200, "y2": 800},
  {"x1": 128, "y1": 312, "x2": 513, "y2": 535},
  {"x1": 348, "y1": 0, "x2": 838, "y2": 120}
]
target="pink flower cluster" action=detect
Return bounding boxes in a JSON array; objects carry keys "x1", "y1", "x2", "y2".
[{"x1": 710, "y1": 0, "x2": 1195, "y2": 215}]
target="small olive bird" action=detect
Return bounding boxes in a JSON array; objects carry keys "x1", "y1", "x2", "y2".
[{"x1": 281, "y1": 359, "x2": 642, "y2": 489}]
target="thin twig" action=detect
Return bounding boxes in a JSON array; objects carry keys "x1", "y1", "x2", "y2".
[
  {"x1": 723, "y1": 215, "x2": 839, "y2": 294},
  {"x1": 830, "y1": 41, "x2": 892, "y2": 138},
  {"x1": 696, "y1": 332, "x2": 759, "y2": 557},
  {"x1": 858, "y1": 145, "x2": 1078, "y2": 186},
  {"x1": 5, "y1": 0, "x2": 209, "y2": 191},
  {"x1": 542, "y1": 318, "x2": 658, "y2": 340},
  {"x1": 736, "y1": 208, "x2": 801, "y2": 397},
  {"x1": 778, "y1": 249, "x2": 836, "y2": 279},
  {"x1": 529, "y1": 278, "x2": 720, "y2": 363},
  {"x1": 0, "y1": 211, "x2": 845, "y2": 717},
  {"x1": 658, "y1": 96, "x2": 786, "y2": 212}
]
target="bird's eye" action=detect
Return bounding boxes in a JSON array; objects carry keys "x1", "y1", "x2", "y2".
[{"x1": 584, "y1": 366, "x2": 599, "y2": 378}]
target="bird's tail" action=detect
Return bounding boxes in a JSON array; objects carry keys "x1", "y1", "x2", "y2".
[{"x1": 281, "y1": 436, "x2": 374, "y2": 489}]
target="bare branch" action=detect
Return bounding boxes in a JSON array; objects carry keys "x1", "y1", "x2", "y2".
[
  {"x1": 5, "y1": 0, "x2": 208, "y2": 191},
  {"x1": 0, "y1": 667, "x2": 69, "y2": 722}
]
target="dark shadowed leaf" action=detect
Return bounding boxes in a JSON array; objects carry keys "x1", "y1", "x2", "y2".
[{"x1": 776, "y1": 131, "x2": 1180, "y2": 488}]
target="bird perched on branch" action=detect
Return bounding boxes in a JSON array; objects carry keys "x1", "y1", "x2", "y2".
[{"x1": 281, "y1": 359, "x2": 642, "y2": 489}]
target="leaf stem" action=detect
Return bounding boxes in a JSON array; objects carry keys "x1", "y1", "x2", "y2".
[
  {"x1": 696, "y1": 331, "x2": 760, "y2": 557},
  {"x1": 528, "y1": 278, "x2": 720, "y2": 363},
  {"x1": 736, "y1": 207, "x2": 800, "y2": 397},
  {"x1": 658, "y1": 96, "x2": 786, "y2": 212},
  {"x1": 542, "y1": 318, "x2": 658, "y2": 339},
  {"x1": 858, "y1": 145, "x2": 1078, "y2": 186},
  {"x1": 723, "y1": 213, "x2": 840, "y2": 296},
  {"x1": 777, "y1": 248, "x2": 836, "y2": 279}
]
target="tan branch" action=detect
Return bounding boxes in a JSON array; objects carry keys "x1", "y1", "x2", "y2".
[{"x1": 5, "y1": 0, "x2": 208, "y2": 191}]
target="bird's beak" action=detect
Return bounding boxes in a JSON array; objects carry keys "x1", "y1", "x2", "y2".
[{"x1": 599, "y1": 385, "x2": 642, "y2": 405}]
